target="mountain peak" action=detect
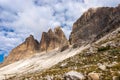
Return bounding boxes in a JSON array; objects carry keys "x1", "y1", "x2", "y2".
[
  {"x1": 54, "y1": 26, "x2": 63, "y2": 34},
  {"x1": 1, "y1": 35, "x2": 39, "y2": 66},
  {"x1": 25, "y1": 35, "x2": 34, "y2": 42},
  {"x1": 25, "y1": 35, "x2": 39, "y2": 50},
  {"x1": 70, "y1": 4, "x2": 120, "y2": 46},
  {"x1": 54, "y1": 26, "x2": 62, "y2": 31},
  {"x1": 48, "y1": 29, "x2": 53, "y2": 33},
  {"x1": 39, "y1": 27, "x2": 68, "y2": 52}
]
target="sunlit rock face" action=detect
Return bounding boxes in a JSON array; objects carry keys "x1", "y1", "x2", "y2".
[
  {"x1": 39, "y1": 26, "x2": 69, "y2": 52},
  {"x1": 1, "y1": 35, "x2": 39, "y2": 66},
  {"x1": 0, "y1": 26, "x2": 69, "y2": 67}
]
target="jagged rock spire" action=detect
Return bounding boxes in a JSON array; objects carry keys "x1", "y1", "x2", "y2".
[
  {"x1": 39, "y1": 27, "x2": 68, "y2": 52},
  {"x1": 2, "y1": 35, "x2": 39, "y2": 66}
]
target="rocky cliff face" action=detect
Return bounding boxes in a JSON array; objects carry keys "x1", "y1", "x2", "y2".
[
  {"x1": 0, "y1": 27, "x2": 68, "y2": 67},
  {"x1": 2, "y1": 35, "x2": 39, "y2": 66},
  {"x1": 69, "y1": 5, "x2": 120, "y2": 46},
  {"x1": 39, "y1": 27, "x2": 68, "y2": 52}
]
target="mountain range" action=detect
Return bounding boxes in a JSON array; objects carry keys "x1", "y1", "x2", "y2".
[{"x1": 0, "y1": 4, "x2": 120, "y2": 80}]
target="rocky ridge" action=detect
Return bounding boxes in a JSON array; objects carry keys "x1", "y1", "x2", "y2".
[
  {"x1": 39, "y1": 26, "x2": 69, "y2": 52},
  {"x1": 1, "y1": 35, "x2": 39, "y2": 67},
  {"x1": 0, "y1": 27, "x2": 68, "y2": 67},
  {"x1": 69, "y1": 5, "x2": 120, "y2": 47}
]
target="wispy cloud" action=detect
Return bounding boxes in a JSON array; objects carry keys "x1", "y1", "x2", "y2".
[{"x1": 0, "y1": 0, "x2": 120, "y2": 58}]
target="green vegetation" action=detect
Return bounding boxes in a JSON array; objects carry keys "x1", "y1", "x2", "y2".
[{"x1": 97, "y1": 45, "x2": 110, "y2": 52}]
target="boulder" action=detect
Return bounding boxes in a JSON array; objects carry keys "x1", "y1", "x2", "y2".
[
  {"x1": 88, "y1": 72, "x2": 101, "y2": 80},
  {"x1": 113, "y1": 76, "x2": 120, "y2": 80},
  {"x1": 64, "y1": 71, "x2": 85, "y2": 80},
  {"x1": 97, "y1": 63, "x2": 106, "y2": 71}
]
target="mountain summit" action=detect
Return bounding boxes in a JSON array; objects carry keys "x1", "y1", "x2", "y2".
[
  {"x1": 39, "y1": 26, "x2": 68, "y2": 52},
  {"x1": 1, "y1": 35, "x2": 39, "y2": 67},
  {"x1": 69, "y1": 5, "x2": 120, "y2": 47},
  {"x1": 1, "y1": 27, "x2": 68, "y2": 67}
]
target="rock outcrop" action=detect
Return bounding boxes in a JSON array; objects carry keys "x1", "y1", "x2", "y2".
[
  {"x1": 2, "y1": 35, "x2": 39, "y2": 65},
  {"x1": 69, "y1": 5, "x2": 120, "y2": 46},
  {"x1": 39, "y1": 26, "x2": 68, "y2": 52},
  {"x1": 64, "y1": 71, "x2": 85, "y2": 80},
  {"x1": 0, "y1": 27, "x2": 68, "y2": 67},
  {"x1": 88, "y1": 72, "x2": 101, "y2": 80}
]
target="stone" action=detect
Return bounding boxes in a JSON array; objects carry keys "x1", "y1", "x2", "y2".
[
  {"x1": 45, "y1": 75, "x2": 53, "y2": 80},
  {"x1": 64, "y1": 71, "x2": 85, "y2": 80},
  {"x1": 107, "y1": 62, "x2": 118, "y2": 68},
  {"x1": 97, "y1": 63, "x2": 106, "y2": 71},
  {"x1": 113, "y1": 76, "x2": 120, "y2": 80},
  {"x1": 60, "y1": 63, "x2": 67, "y2": 68},
  {"x1": 88, "y1": 72, "x2": 101, "y2": 80}
]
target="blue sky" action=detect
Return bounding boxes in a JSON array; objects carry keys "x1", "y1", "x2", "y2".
[{"x1": 0, "y1": 0, "x2": 120, "y2": 63}]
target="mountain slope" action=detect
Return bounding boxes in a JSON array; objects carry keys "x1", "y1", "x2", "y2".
[
  {"x1": 0, "y1": 45, "x2": 89, "y2": 80},
  {"x1": 8, "y1": 27, "x2": 120, "y2": 80},
  {"x1": 0, "y1": 35, "x2": 39, "y2": 67}
]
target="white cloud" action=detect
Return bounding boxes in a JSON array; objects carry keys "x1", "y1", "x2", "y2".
[{"x1": 0, "y1": 0, "x2": 120, "y2": 56}]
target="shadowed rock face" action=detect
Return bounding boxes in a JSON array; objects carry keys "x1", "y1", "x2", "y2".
[
  {"x1": 2, "y1": 35, "x2": 39, "y2": 66},
  {"x1": 69, "y1": 5, "x2": 120, "y2": 46},
  {"x1": 39, "y1": 27, "x2": 68, "y2": 52}
]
